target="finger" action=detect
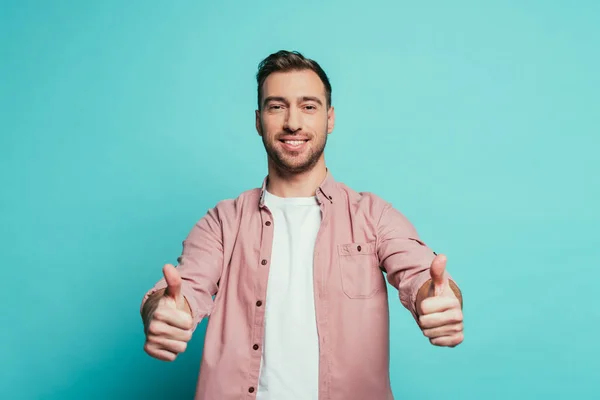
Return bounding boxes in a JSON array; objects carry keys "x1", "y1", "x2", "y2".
[
  {"x1": 146, "y1": 336, "x2": 189, "y2": 354},
  {"x1": 154, "y1": 303, "x2": 194, "y2": 330},
  {"x1": 422, "y1": 322, "x2": 463, "y2": 339},
  {"x1": 429, "y1": 254, "x2": 447, "y2": 296},
  {"x1": 163, "y1": 264, "x2": 182, "y2": 302},
  {"x1": 419, "y1": 295, "x2": 461, "y2": 315},
  {"x1": 144, "y1": 344, "x2": 178, "y2": 362},
  {"x1": 430, "y1": 332, "x2": 464, "y2": 347},
  {"x1": 146, "y1": 319, "x2": 193, "y2": 342},
  {"x1": 419, "y1": 308, "x2": 463, "y2": 329}
]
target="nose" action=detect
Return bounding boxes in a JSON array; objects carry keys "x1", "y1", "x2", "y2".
[{"x1": 283, "y1": 108, "x2": 302, "y2": 132}]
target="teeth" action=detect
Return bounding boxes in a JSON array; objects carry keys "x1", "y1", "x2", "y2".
[{"x1": 284, "y1": 140, "x2": 305, "y2": 145}]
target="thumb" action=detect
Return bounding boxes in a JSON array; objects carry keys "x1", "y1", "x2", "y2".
[
  {"x1": 429, "y1": 254, "x2": 448, "y2": 296},
  {"x1": 163, "y1": 264, "x2": 183, "y2": 306}
]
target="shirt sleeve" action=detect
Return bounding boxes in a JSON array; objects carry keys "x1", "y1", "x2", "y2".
[
  {"x1": 140, "y1": 207, "x2": 224, "y2": 331},
  {"x1": 376, "y1": 203, "x2": 449, "y2": 322}
]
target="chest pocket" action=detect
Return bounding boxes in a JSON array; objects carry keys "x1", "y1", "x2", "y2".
[{"x1": 338, "y1": 241, "x2": 383, "y2": 299}]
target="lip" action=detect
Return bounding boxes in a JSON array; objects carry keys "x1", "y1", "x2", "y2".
[
  {"x1": 279, "y1": 138, "x2": 309, "y2": 152},
  {"x1": 279, "y1": 135, "x2": 310, "y2": 141}
]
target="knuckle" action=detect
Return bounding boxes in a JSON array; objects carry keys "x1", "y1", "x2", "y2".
[
  {"x1": 147, "y1": 322, "x2": 162, "y2": 336},
  {"x1": 421, "y1": 298, "x2": 434, "y2": 314},
  {"x1": 146, "y1": 334, "x2": 160, "y2": 344},
  {"x1": 152, "y1": 309, "x2": 164, "y2": 321},
  {"x1": 145, "y1": 345, "x2": 162, "y2": 359},
  {"x1": 454, "y1": 310, "x2": 464, "y2": 322},
  {"x1": 178, "y1": 342, "x2": 188, "y2": 353},
  {"x1": 165, "y1": 340, "x2": 185, "y2": 354},
  {"x1": 155, "y1": 307, "x2": 173, "y2": 321}
]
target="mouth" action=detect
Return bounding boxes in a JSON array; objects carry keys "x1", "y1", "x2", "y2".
[{"x1": 279, "y1": 139, "x2": 309, "y2": 151}]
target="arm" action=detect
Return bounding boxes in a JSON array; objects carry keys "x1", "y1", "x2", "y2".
[
  {"x1": 140, "y1": 206, "x2": 224, "y2": 331},
  {"x1": 376, "y1": 203, "x2": 444, "y2": 320},
  {"x1": 377, "y1": 204, "x2": 462, "y2": 322},
  {"x1": 376, "y1": 203, "x2": 464, "y2": 346}
]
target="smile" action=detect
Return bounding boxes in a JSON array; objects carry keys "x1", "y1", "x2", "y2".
[
  {"x1": 282, "y1": 140, "x2": 307, "y2": 145},
  {"x1": 279, "y1": 139, "x2": 309, "y2": 151}
]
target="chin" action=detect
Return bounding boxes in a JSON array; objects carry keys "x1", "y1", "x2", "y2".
[{"x1": 278, "y1": 158, "x2": 320, "y2": 174}]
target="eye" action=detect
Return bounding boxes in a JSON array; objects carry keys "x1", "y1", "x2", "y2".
[
  {"x1": 304, "y1": 104, "x2": 317, "y2": 111},
  {"x1": 268, "y1": 104, "x2": 284, "y2": 110}
]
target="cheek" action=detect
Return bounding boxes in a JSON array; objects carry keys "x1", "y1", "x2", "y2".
[
  {"x1": 310, "y1": 117, "x2": 328, "y2": 134},
  {"x1": 261, "y1": 116, "x2": 283, "y2": 134}
]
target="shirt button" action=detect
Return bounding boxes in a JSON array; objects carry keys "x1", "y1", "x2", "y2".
[
  {"x1": 256, "y1": 300, "x2": 262, "y2": 307},
  {"x1": 261, "y1": 259, "x2": 267, "y2": 265},
  {"x1": 249, "y1": 387, "x2": 255, "y2": 393},
  {"x1": 253, "y1": 344, "x2": 259, "y2": 350},
  {"x1": 357, "y1": 245, "x2": 362, "y2": 252},
  {"x1": 265, "y1": 221, "x2": 271, "y2": 226}
]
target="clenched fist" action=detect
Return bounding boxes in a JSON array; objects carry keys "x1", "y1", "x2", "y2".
[
  {"x1": 416, "y1": 254, "x2": 464, "y2": 347},
  {"x1": 143, "y1": 264, "x2": 193, "y2": 361}
]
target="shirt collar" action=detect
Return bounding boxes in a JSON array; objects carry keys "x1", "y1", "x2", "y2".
[{"x1": 259, "y1": 169, "x2": 336, "y2": 208}]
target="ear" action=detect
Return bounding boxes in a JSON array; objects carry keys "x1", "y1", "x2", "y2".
[
  {"x1": 255, "y1": 109, "x2": 262, "y2": 136},
  {"x1": 326, "y1": 106, "x2": 335, "y2": 134}
]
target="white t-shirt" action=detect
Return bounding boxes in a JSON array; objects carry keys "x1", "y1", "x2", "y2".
[{"x1": 256, "y1": 190, "x2": 321, "y2": 400}]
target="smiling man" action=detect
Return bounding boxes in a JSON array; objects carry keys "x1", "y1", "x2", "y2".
[{"x1": 140, "y1": 50, "x2": 464, "y2": 400}]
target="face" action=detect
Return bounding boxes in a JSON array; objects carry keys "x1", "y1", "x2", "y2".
[{"x1": 256, "y1": 69, "x2": 335, "y2": 174}]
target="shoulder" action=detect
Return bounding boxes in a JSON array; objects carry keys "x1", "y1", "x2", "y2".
[
  {"x1": 211, "y1": 188, "x2": 261, "y2": 216},
  {"x1": 335, "y1": 181, "x2": 418, "y2": 233},
  {"x1": 335, "y1": 181, "x2": 391, "y2": 217}
]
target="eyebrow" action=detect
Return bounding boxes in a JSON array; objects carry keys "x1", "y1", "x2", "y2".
[{"x1": 263, "y1": 96, "x2": 324, "y2": 107}]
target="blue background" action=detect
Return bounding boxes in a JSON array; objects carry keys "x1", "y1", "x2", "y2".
[{"x1": 1, "y1": 1, "x2": 598, "y2": 399}]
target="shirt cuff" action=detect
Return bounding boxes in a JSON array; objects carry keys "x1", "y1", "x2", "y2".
[{"x1": 399, "y1": 269, "x2": 432, "y2": 323}]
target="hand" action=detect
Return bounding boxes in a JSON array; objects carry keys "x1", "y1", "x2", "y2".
[
  {"x1": 143, "y1": 264, "x2": 193, "y2": 361},
  {"x1": 416, "y1": 254, "x2": 464, "y2": 347}
]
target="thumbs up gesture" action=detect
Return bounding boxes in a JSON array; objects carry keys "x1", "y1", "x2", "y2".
[
  {"x1": 143, "y1": 264, "x2": 194, "y2": 361},
  {"x1": 416, "y1": 254, "x2": 464, "y2": 347}
]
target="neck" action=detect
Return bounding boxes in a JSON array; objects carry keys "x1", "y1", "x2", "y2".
[{"x1": 266, "y1": 158, "x2": 327, "y2": 198}]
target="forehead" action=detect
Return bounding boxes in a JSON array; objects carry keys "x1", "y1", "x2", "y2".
[{"x1": 262, "y1": 70, "x2": 326, "y2": 100}]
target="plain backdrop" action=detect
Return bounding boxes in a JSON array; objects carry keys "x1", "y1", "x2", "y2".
[{"x1": 1, "y1": 1, "x2": 598, "y2": 399}]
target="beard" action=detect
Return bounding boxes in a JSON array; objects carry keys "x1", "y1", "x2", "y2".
[{"x1": 261, "y1": 128, "x2": 328, "y2": 174}]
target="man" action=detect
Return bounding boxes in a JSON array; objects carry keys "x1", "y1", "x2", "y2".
[{"x1": 140, "y1": 50, "x2": 464, "y2": 400}]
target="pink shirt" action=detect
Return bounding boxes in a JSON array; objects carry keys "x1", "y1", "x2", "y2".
[{"x1": 141, "y1": 171, "x2": 446, "y2": 400}]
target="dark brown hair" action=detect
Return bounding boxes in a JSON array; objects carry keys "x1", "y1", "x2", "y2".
[{"x1": 256, "y1": 50, "x2": 332, "y2": 109}]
